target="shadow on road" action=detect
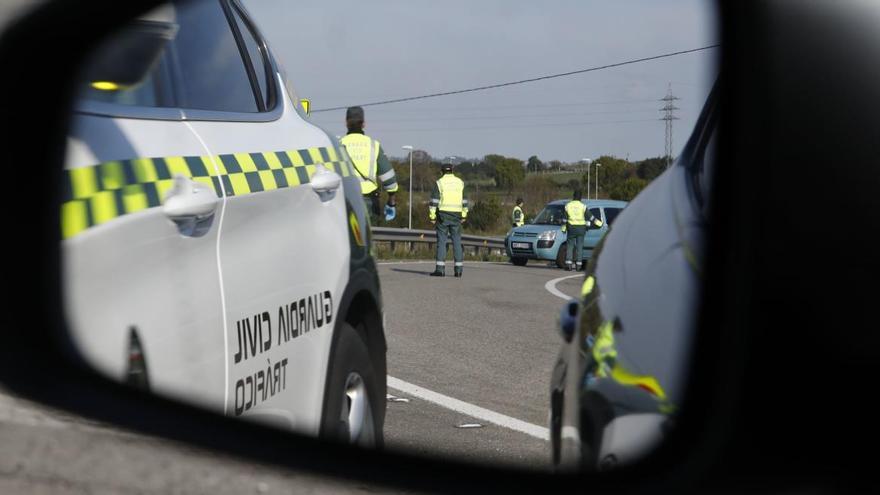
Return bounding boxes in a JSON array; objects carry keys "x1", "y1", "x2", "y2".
[{"x1": 390, "y1": 268, "x2": 434, "y2": 276}]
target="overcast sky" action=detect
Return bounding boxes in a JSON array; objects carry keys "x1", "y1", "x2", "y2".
[{"x1": 244, "y1": 0, "x2": 718, "y2": 163}]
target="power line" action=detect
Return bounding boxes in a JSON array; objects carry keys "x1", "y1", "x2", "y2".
[
  {"x1": 311, "y1": 108, "x2": 666, "y2": 124},
  {"x1": 363, "y1": 118, "x2": 659, "y2": 133},
  {"x1": 310, "y1": 97, "x2": 663, "y2": 115},
  {"x1": 311, "y1": 45, "x2": 719, "y2": 113}
]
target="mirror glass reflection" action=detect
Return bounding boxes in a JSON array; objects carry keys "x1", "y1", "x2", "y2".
[{"x1": 61, "y1": 0, "x2": 718, "y2": 472}]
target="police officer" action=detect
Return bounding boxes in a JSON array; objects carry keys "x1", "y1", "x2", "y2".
[
  {"x1": 340, "y1": 106, "x2": 398, "y2": 224},
  {"x1": 512, "y1": 198, "x2": 525, "y2": 227},
  {"x1": 563, "y1": 189, "x2": 603, "y2": 271},
  {"x1": 429, "y1": 163, "x2": 469, "y2": 277}
]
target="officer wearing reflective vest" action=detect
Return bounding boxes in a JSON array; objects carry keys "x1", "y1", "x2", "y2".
[
  {"x1": 340, "y1": 106, "x2": 398, "y2": 224},
  {"x1": 429, "y1": 163, "x2": 469, "y2": 278},
  {"x1": 562, "y1": 189, "x2": 603, "y2": 271},
  {"x1": 512, "y1": 198, "x2": 525, "y2": 227}
]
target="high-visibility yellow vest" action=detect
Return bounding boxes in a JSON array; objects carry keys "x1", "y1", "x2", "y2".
[
  {"x1": 565, "y1": 200, "x2": 587, "y2": 226},
  {"x1": 437, "y1": 174, "x2": 464, "y2": 212},
  {"x1": 512, "y1": 205, "x2": 524, "y2": 226},
  {"x1": 340, "y1": 133, "x2": 380, "y2": 194}
]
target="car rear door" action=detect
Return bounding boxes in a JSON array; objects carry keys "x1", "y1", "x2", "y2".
[
  {"x1": 175, "y1": 0, "x2": 350, "y2": 432},
  {"x1": 63, "y1": 25, "x2": 228, "y2": 412}
]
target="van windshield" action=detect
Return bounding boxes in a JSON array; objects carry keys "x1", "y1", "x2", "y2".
[{"x1": 533, "y1": 205, "x2": 566, "y2": 225}]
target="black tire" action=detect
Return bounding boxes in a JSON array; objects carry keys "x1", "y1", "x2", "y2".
[
  {"x1": 319, "y1": 322, "x2": 384, "y2": 449},
  {"x1": 511, "y1": 257, "x2": 528, "y2": 266},
  {"x1": 556, "y1": 243, "x2": 568, "y2": 269}
]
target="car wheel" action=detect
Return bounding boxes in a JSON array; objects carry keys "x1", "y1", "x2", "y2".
[
  {"x1": 511, "y1": 257, "x2": 528, "y2": 266},
  {"x1": 319, "y1": 322, "x2": 383, "y2": 449},
  {"x1": 556, "y1": 243, "x2": 568, "y2": 269}
]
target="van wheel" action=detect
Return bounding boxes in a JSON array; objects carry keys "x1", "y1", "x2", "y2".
[
  {"x1": 511, "y1": 257, "x2": 528, "y2": 266},
  {"x1": 556, "y1": 243, "x2": 568, "y2": 269},
  {"x1": 319, "y1": 322, "x2": 383, "y2": 449}
]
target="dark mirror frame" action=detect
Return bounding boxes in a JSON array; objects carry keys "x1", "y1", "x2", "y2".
[{"x1": 0, "y1": 1, "x2": 875, "y2": 492}]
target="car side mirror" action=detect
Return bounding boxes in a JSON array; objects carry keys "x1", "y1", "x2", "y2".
[
  {"x1": 558, "y1": 299, "x2": 579, "y2": 343},
  {"x1": 82, "y1": 7, "x2": 177, "y2": 91}
]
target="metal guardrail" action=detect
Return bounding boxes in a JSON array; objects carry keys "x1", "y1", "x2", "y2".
[{"x1": 371, "y1": 227, "x2": 506, "y2": 255}]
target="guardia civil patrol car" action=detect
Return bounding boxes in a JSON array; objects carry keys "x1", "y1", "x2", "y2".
[{"x1": 62, "y1": 0, "x2": 386, "y2": 447}]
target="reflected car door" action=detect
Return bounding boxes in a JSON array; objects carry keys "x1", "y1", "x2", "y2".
[
  {"x1": 178, "y1": 0, "x2": 350, "y2": 432},
  {"x1": 63, "y1": 61, "x2": 227, "y2": 412}
]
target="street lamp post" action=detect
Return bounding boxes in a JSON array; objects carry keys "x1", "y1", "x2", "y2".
[
  {"x1": 595, "y1": 163, "x2": 601, "y2": 199},
  {"x1": 402, "y1": 145, "x2": 414, "y2": 229},
  {"x1": 581, "y1": 158, "x2": 591, "y2": 200}
]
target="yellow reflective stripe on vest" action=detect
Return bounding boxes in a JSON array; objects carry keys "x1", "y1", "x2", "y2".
[
  {"x1": 609, "y1": 364, "x2": 668, "y2": 401},
  {"x1": 565, "y1": 200, "x2": 587, "y2": 225},
  {"x1": 581, "y1": 275, "x2": 595, "y2": 298},
  {"x1": 437, "y1": 175, "x2": 464, "y2": 212},
  {"x1": 592, "y1": 319, "x2": 617, "y2": 378},
  {"x1": 61, "y1": 146, "x2": 353, "y2": 239},
  {"x1": 340, "y1": 133, "x2": 380, "y2": 194}
]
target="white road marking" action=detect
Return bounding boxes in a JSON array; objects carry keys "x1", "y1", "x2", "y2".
[
  {"x1": 544, "y1": 274, "x2": 581, "y2": 301},
  {"x1": 387, "y1": 376, "x2": 550, "y2": 441},
  {"x1": 376, "y1": 260, "x2": 505, "y2": 266}
]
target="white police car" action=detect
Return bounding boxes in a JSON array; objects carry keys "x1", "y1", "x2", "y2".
[{"x1": 61, "y1": 0, "x2": 386, "y2": 447}]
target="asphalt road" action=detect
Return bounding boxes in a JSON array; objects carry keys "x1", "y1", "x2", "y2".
[
  {"x1": 0, "y1": 387, "x2": 433, "y2": 495},
  {"x1": 0, "y1": 260, "x2": 584, "y2": 493},
  {"x1": 380, "y1": 261, "x2": 583, "y2": 471}
]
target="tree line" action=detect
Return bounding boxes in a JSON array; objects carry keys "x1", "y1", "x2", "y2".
[{"x1": 386, "y1": 152, "x2": 669, "y2": 234}]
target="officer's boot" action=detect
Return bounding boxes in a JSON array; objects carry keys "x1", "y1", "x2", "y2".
[
  {"x1": 430, "y1": 266, "x2": 445, "y2": 277},
  {"x1": 576, "y1": 262, "x2": 583, "y2": 272},
  {"x1": 454, "y1": 266, "x2": 463, "y2": 278}
]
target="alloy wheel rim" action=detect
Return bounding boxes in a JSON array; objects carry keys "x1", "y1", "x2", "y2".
[{"x1": 341, "y1": 372, "x2": 374, "y2": 447}]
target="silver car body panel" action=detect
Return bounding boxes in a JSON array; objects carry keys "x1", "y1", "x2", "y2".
[
  {"x1": 598, "y1": 413, "x2": 665, "y2": 469},
  {"x1": 596, "y1": 162, "x2": 702, "y2": 404}
]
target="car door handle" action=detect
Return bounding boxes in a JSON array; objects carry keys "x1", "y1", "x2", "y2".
[
  {"x1": 163, "y1": 174, "x2": 219, "y2": 237},
  {"x1": 309, "y1": 164, "x2": 341, "y2": 202}
]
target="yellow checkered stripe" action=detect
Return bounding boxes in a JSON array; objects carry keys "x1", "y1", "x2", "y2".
[{"x1": 61, "y1": 147, "x2": 354, "y2": 239}]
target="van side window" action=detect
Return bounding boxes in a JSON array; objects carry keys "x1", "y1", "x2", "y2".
[
  {"x1": 589, "y1": 208, "x2": 602, "y2": 223},
  {"x1": 171, "y1": 0, "x2": 259, "y2": 113}
]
